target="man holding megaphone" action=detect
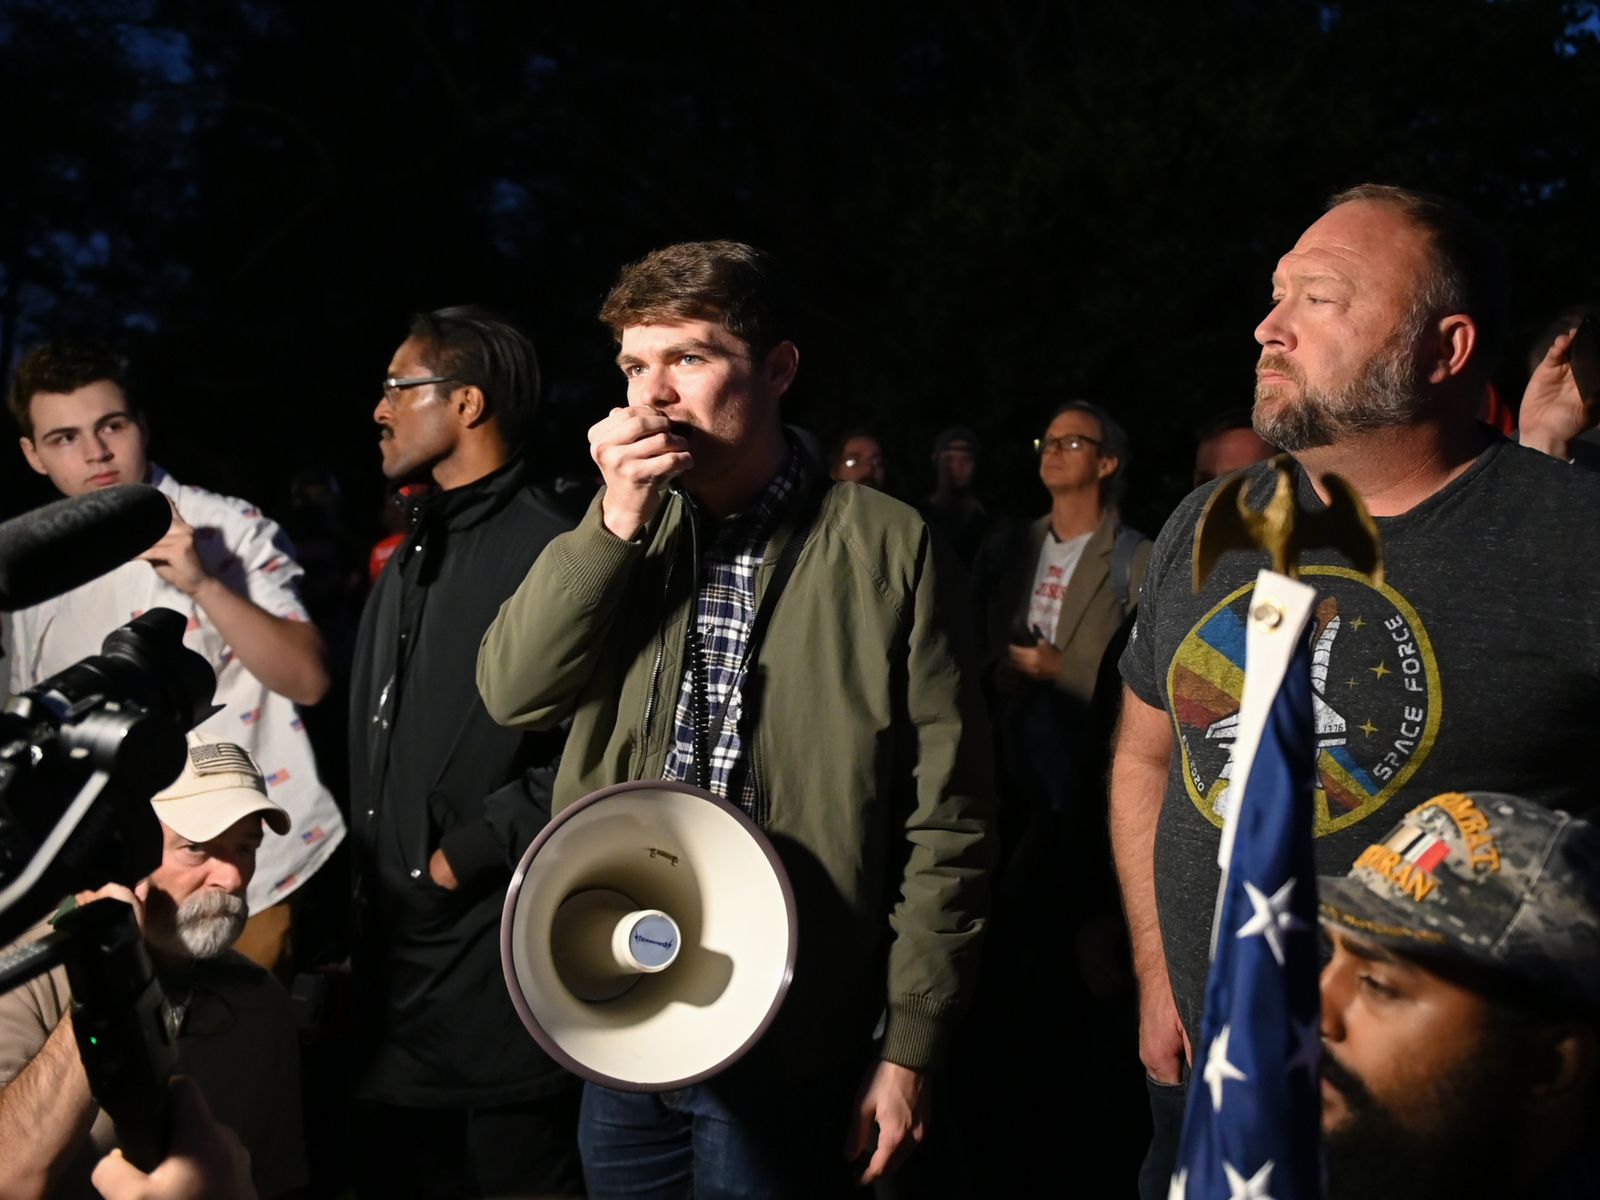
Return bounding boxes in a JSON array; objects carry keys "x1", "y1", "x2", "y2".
[{"x1": 478, "y1": 240, "x2": 996, "y2": 1198}]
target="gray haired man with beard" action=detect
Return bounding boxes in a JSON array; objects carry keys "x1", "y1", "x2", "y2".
[
  {"x1": 1110, "y1": 183, "x2": 1600, "y2": 1198},
  {"x1": 0, "y1": 738, "x2": 308, "y2": 1199}
]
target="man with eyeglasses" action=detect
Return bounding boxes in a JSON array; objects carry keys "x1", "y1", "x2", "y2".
[
  {"x1": 829, "y1": 427, "x2": 887, "y2": 490},
  {"x1": 5, "y1": 338, "x2": 345, "y2": 980},
  {"x1": 982, "y1": 402, "x2": 1149, "y2": 725},
  {"x1": 959, "y1": 399, "x2": 1151, "y2": 1180},
  {"x1": 347, "y1": 306, "x2": 582, "y2": 1198},
  {"x1": 975, "y1": 397, "x2": 1149, "y2": 887}
]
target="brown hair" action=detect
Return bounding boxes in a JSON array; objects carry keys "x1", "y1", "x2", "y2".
[
  {"x1": 1326, "y1": 183, "x2": 1510, "y2": 378},
  {"x1": 1048, "y1": 400, "x2": 1131, "y2": 504},
  {"x1": 9, "y1": 340, "x2": 134, "y2": 437},
  {"x1": 598, "y1": 240, "x2": 789, "y2": 353}
]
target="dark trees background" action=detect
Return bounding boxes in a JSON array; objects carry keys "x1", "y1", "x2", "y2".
[
  {"x1": 3, "y1": 0, "x2": 1599, "y2": 538},
  {"x1": 4, "y1": 5, "x2": 1597, "y2": 1189}
]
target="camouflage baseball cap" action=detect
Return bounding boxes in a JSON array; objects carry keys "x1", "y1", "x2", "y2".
[{"x1": 1318, "y1": 791, "x2": 1600, "y2": 1011}]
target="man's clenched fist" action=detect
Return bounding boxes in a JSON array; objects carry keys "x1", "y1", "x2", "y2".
[{"x1": 589, "y1": 405, "x2": 693, "y2": 540}]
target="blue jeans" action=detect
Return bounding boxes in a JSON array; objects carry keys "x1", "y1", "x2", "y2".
[{"x1": 579, "y1": 1072, "x2": 860, "y2": 1200}]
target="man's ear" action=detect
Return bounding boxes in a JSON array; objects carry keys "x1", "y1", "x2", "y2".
[
  {"x1": 453, "y1": 384, "x2": 488, "y2": 427},
  {"x1": 1098, "y1": 453, "x2": 1121, "y2": 481},
  {"x1": 762, "y1": 340, "x2": 800, "y2": 400},
  {"x1": 1528, "y1": 1022, "x2": 1599, "y2": 1113},
  {"x1": 1428, "y1": 314, "x2": 1478, "y2": 386}
]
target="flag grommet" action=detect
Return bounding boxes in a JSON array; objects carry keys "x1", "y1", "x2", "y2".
[{"x1": 1249, "y1": 602, "x2": 1283, "y2": 629}]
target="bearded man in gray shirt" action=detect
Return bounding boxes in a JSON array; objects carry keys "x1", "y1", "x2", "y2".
[{"x1": 1111, "y1": 183, "x2": 1600, "y2": 1200}]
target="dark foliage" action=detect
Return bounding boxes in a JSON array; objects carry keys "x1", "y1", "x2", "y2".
[{"x1": 3, "y1": 0, "x2": 1599, "y2": 539}]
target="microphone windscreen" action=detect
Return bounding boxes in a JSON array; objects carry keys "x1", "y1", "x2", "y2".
[{"x1": 0, "y1": 485, "x2": 173, "y2": 611}]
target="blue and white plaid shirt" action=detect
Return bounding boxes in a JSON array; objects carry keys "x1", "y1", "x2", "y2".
[{"x1": 662, "y1": 449, "x2": 805, "y2": 813}]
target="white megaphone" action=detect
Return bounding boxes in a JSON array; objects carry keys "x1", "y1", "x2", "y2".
[{"x1": 500, "y1": 780, "x2": 797, "y2": 1091}]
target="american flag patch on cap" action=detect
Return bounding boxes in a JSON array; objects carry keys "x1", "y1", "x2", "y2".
[{"x1": 189, "y1": 742, "x2": 259, "y2": 776}]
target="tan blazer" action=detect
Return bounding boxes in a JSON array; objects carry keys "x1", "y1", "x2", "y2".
[{"x1": 984, "y1": 509, "x2": 1152, "y2": 704}]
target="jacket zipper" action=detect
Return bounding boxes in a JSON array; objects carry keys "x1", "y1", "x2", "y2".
[
  {"x1": 749, "y1": 722, "x2": 768, "y2": 825},
  {"x1": 640, "y1": 524, "x2": 678, "y2": 742}
]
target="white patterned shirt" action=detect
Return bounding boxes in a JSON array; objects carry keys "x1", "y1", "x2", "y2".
[{"x1": 6, "y1": 467, "x2": 345, "y2": 912}]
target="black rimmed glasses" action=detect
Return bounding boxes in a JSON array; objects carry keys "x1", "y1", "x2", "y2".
[
  {"x1": 1034, "y1": 433, "x2": 1103, "y2": 455},
  {"x1": 382, "y1": 375, "x2": 455, "y2": 402}
]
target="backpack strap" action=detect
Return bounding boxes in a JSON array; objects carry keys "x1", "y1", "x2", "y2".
[{"x1": 1109, "y1": 525, "x2": 1146, "y2": 615}]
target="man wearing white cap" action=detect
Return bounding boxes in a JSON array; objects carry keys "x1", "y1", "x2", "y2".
[{"x1": 0, "y1": 738, "x2": 308, "y2": 1199}]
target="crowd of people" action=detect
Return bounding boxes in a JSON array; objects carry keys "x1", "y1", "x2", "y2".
[{"x1": 0, "y1": 181, "x2": 1597, "y2": 1199}]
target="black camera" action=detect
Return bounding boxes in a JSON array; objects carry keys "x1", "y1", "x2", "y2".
[
  {"x1": 0, "y1": 607, "x2": 214, "y2": 943},
  {"x1": 0, "y1": 607, "x2": 213, "y2": 1170}
]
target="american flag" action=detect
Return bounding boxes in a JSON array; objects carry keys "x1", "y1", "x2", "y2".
[
  {"x1": 1172, "y1": 602, "x2": 1322, "y2": 1199},
  {"x1": 190, "y1": 741, "x2": 260, "y2": 776}
]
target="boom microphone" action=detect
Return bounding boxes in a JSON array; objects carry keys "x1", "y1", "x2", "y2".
[{"x1": 0, "y1": 485, "x2": 172, "y2": 611}]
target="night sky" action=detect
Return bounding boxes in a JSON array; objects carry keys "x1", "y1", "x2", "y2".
[{"x1": 4, "y1": 0, "x2": 1599, "y2": 541}]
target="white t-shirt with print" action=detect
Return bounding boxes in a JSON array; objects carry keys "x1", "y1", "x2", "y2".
[{"x1": 1024, "y1": 529, "x2": 1093, "y2": 644}]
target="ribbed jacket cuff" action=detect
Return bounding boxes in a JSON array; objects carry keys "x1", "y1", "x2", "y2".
[
  {"x1": 551, "y1": 510, "x2": 644, "y2": 607},
  {"x1": 881, "y1": 997, "x2": 956, "y2": 1071}
]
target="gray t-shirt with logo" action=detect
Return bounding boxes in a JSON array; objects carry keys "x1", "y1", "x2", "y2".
[{"x1": 1120, "y1": 437, "x2": 1600, "y2": 1041}]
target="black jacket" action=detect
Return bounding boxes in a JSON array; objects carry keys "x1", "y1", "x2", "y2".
[{"x1": 349, "y1": 457, "x2": 575, "y2": 1107}]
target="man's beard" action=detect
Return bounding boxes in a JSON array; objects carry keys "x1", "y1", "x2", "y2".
[
  {"x1": 146, "y1": 889, "x2": 249, "y2": 961},
  {"x1": 1321, "y1": 1046, "x2": 1521, "y2": 1200},
  {"x1": 1253, "y1": 321, "x2": 1430, "y2": 452}
]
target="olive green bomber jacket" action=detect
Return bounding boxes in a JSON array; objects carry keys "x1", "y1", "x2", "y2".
[{"x1": 475, "y1": 473, "x2": 995, "y2": 1075}]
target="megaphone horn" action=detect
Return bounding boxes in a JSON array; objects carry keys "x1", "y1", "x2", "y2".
[
  {"x1": 500, "y1": 780, "x2": 797, "y2": 1092},
  {"x1": 550, "y1": 889, "x2": 680, "y2": 1001}
]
